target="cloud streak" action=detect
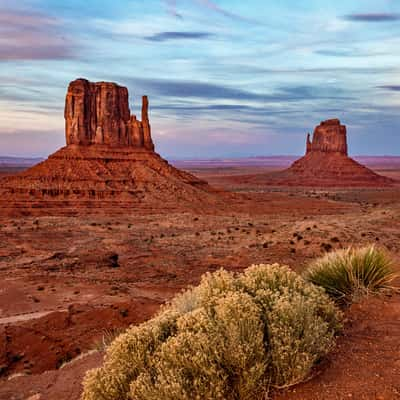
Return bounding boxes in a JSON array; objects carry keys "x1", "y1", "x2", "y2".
[
  {"x1": 165, "y1": 0, "x2": 183, "y2": 19},
  {"x1": 376, "y1": 85, "x2": 400, "y2": 91},
  {"x1": 144, "y1": 31, "x2": 213, "y2": 42},
  {"x1": 343, "y1": 13, "x2": 400, "y2": 22},
  {"x1": 0, "y1": 9, "x2": 75, "y2": 61},
  {"x1": 196, "y1": 0, "x2": 260, "y2": 24},
  {"x1": 126, "y1": 78, "x2": 352, "y2": 103}
]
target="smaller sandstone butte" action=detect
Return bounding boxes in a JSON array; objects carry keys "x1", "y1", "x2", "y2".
[
  {"x1": 305, "y1": 119, "x2": 347, "y2": 155},
  {"x1": 0, "y1": 79, "x2": 221, "y2": 215},
  {"x1": 65, "y1": 79, "x2": 154, "y2": 150},
  {"x1": 261, "y1": 119, "x2": 394, "y2": 187}
]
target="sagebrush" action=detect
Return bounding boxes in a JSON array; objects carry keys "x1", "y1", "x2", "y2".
[{"x1": 82, "y1": 264, "x2": 341, "y2": 400}]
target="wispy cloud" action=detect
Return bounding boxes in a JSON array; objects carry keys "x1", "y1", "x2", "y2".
[
  {"x1": 165, "y1": 0, "x2": 183, "y2": 19},
  {"x1": 376, "y1": 85, "x2": 400, "y2": 91},
  {"x1": 314, "y1": 48, "x2": 386, "y2": 58},
  {"x1": 196, "y1": 0, "x2": 260, "y2": 24},
  {"x1": 0, "y1": 9, "x2": 74, "y2": 61},
  {"x1": 343, "y1": 13, "x2": 400, "y2": 22},
  {"x1": 124, "y1": 77, "x2": 352, "y2": 103},
  {"x1": 144, "y1": 31, "x2": 213, "y2": 42}
]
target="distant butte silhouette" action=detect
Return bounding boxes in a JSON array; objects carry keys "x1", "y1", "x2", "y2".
[
  {"x1": 0, "y1": 79, "x2": 219, "y2": 215},
  {"x1": 266, "y1": 119, "x2": 394, "y2": 187}
]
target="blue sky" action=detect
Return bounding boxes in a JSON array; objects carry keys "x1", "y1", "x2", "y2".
[{"x1": 0, "y1": 0, "x2": 399, "y2": 158}]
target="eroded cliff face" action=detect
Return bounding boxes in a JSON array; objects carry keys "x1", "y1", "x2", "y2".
[
  {"x1": 64, "y1": 79, "x2": 154, "y2": 150},
  {"x1": 306, "y1": 119, "x2": 348, "y2": 155}
]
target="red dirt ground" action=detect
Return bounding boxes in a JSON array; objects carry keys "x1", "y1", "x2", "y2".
[{"x1": 0, "y1": 161, "x2": 399, "y2": 400}]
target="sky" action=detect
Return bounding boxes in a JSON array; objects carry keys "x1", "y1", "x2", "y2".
[{"x1": 0, "y1": 0, "x2": 399, "y2": 159}]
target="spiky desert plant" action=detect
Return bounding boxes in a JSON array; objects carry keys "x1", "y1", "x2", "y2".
[{"x1": 304, "y1": 245, "x2": 397, "y2": 303}]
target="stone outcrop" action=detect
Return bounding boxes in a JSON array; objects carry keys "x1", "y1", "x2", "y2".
[
  {"x1": 0, "y1": 79, "x2": 220, "y2": 215},
  {"x1": 260, "y1": 119, "x2": 394, "y2": 187},
  {"x1": 306, "y1": 119, "x2": 347, "y2": 155},
  {"x1": 65, "y1": 79, "x2": 154, "y2": 150}
]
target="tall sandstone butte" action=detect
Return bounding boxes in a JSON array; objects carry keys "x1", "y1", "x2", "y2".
[
  {"x1": 264, "y1": 119, "x2": 394, "y2": 187},
  {"x1": 65, "y1": 79, "x2": 154, "y2": 150},
  {"x1": 0, "y1": 78, "x2": 218, "y2": 215}
]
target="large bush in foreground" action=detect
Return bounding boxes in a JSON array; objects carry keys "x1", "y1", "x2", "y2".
[
  {"x1": 82, "y1": 264, "x2": 341, "y2": 400},
  {"x1": 304, "y1": 245, "x2": 397, "y2": 303}
]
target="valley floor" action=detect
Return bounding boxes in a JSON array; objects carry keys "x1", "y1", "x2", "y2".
[{"x1": 0, "y1": 164, "x2": 400, "y2": 400}]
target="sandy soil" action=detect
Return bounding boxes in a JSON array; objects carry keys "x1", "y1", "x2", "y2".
[{"x1": 0, "y1": 164, "x2": 399, "y2": 400}]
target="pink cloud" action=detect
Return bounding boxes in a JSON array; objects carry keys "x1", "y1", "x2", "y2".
[{"x1": 0, "y1": 9, "x2": 75, "y2": 60}]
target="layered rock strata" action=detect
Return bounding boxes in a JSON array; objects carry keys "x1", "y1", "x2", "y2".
[
  {"x1": 305, "y1": 119, "x2": 347, "y2": 155},
  {"x1": 65, "y1": 79, "x2": 154, "y2": 150},
  {"x1": 0, "y1": 79, "x2": 219, "y2": 214}
]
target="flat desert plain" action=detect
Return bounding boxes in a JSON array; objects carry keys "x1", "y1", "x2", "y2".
[{"x1": 0, "y1": 158, "x2": 399, "y2": 400}]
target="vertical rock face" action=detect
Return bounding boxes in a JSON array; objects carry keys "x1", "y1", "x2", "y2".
[
  {"x1": 141, "y1": 96, "x2": 154, "y2": 151},
  {"x1": 65, "y1": 78, "x2": 154, "y2": 150},
  {"x1": 306, "y1": 119, "x2": 347, "y2": 155},
  {"x1": 306, "y1": 133, "x2": 312, "y2": 154}
]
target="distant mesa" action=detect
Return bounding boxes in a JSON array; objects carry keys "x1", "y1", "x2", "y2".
[
  {"x1": 261, "y1": 119, "x2": 394, "y2": 187},
  {"x1": 0, "y1": 78, "x2": 220, "y2": 215}
]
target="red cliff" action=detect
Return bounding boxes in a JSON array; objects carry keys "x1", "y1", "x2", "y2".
[{"x1": 65, "y1": 79, "x2": 154, "y2": 150}]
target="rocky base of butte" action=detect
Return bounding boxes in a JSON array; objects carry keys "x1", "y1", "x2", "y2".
[
  {"x1": 0, "y1": 79, "x2": 220, "y2": 215},
  {"x1": 265, "y1": 119, "x2": 394, "y2": 187}
]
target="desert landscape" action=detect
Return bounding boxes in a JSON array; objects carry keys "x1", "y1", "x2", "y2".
[
  {"x1": 0, "y1": 78, "x2": 399, "y2": 400},
  {"x1": 2, "y1": 1, "x2": 400, "y2": 399}
]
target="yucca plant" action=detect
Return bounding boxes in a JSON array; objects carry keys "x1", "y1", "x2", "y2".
[{"x1": 304, "y1": 245, "x2": 397, "y2": 303}]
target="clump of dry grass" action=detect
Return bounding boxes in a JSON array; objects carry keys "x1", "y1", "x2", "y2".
[
  {"x1": 82, "y1": 264, "x2": 341, "y2": 400},
  {"x1": 304, "y1": 245, "x2": 397, "y2": 303}
]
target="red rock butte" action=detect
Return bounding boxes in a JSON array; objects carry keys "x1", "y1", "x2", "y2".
[
  {"x1": 65, "y1": 79, "x2": 154, "y2": 150},
  {"x1": 0, "y1": 79, "x2": 220, "y2": 215},
  {"x1": 263, "y1": 119, "x2": 394, "y2": 187}
]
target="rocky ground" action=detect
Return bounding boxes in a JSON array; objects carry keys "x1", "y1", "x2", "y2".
[{"x1": 0, "y1": 164, "x2": 399, "y2": 400}]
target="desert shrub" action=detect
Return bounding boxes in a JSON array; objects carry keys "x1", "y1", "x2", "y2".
[
  {"x1": 238, "y1": 264, "x2": 341, "y2": 387},
  {"x1": 131, "y1": 292, "x2": 267, "y2": 400},
  {"x1": 82, "y1": 264, "x2": 341, "y2": 400},
  {"x1": 304, "y1": 245, "x2": 397, "y2": 303},
  {"x1": 82, "y1": 310, "x2": 179, "y2": 400}
]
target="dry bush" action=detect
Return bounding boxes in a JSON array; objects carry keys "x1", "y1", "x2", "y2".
[
  {"x1": 304, "y1": 245, "x2": 397, "y2": 303},
  {"x1": 238, "y1": 264, "x2": 341, "y2": 387},
  {"x1": 82, "y1": 310, "x2": 179, "y2": 400},
  {"x1": 131, "y1": 292, "x2": 267, "y2": 400},
  {"x1": 82, "y1": 264, "x2": 341, "y2": 400}
]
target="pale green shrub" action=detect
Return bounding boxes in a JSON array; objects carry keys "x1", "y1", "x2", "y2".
[
  {"x1": 131, "y1": 292, "x2": 267, "y2": 400},
  {"x1": 304, "y1": 245, "x2": 397, "y2": 303},
  {"x1": 82, "y1": 264, "x2": 341, "y2": 400},
  {"x1": 238, "y1": 264, "x2": 341, "y2": 387},
  {"x1": 82, "y1": 310, "x2": 179, "y2": 400},
  {"x1": 168, "y1": 268, "x2": 238, "y2": 314}
]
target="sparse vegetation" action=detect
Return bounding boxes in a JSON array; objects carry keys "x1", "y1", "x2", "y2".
[
  {"x1": 82, "y1": 264, "x2": 341, "y2": 400},
  {"x1": 304, "y1": 245, "x2": 397, "y2": 303}
]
